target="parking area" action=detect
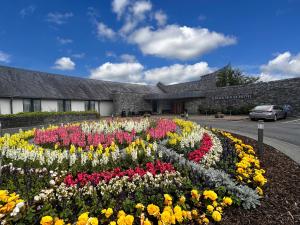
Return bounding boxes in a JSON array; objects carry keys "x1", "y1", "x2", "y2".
[{"x1": 190, "y1": 115, "x2": 300, "y2": 164}]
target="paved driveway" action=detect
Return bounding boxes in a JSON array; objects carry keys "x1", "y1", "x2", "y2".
[{"x1": 192, "y1": 116, "x2": 300, "y2": 164}]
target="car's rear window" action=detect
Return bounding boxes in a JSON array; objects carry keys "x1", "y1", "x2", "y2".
[{"x1": 253, "y1": 105, "x2": 272, "y2": 111}]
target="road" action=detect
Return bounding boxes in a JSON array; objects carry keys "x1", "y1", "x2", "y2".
[{"x1": 192, "y1": 117, "x2": 300, "y2": 164}]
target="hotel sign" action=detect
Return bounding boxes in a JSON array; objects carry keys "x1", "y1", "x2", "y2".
[{"x1": 212, "y1": 94, "x2": 252, "y2": 100}]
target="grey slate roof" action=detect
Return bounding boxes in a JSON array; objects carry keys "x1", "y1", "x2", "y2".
[{"x1": 0, "y1": 65, "x2": 162, "y2": 100}]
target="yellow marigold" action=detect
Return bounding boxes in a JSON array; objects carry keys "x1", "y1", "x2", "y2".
[
  {"x1": 256, "y1": 187, "x2": 264, "y2": 196},
  {"x1": 212, "y1": 211, "x2": 222, "y2": 222},
  {"x1": 191, "y1": 209, "x2": 198, "y2": 217},
  {"x1": 102, "y1": 208, "x2": 113, "y2": 218},
  {"x1": 207, "y1": 205, "x2": 214, "y2": 212},
  {"x1": 125, "y1": 215, "x2": 134, "y2": 225},
  {"x1": 223, "y1": 197, "x2": 233, "y2": 206},
  {"x1": 212, "y1": 201, "x2": 218, "y2": 207},
  {"x1": 144, "y1": 218, "x2": 151, "y2": 225},
  {"x1": 135, "y1": 203, "x2": 145, "y2": 211},
  {"x1": 191, "y1": 189, "x2": 200, "y2": 201},
  {"x1": 40, "y1": 216, "x2": 53, "y2": 225},
  {"x1": 78, "y1": 212, "x2": 89, "y2": 222},
  {"x1": 117, "y1": 215, "x2": 126, "y2": 225},
  {"x1": 109, "y1": 221, "x2": 116, "y2": 225},
  {"x1": 164, "y1": 194, "x2": 173, "y2": 206},
  {"x1": 147, "y1": 204, "x2": 160, "y2": 217},
  {"x1": 54, "y1": 219, "x2": 65, "y2": 225},
  {"x1": 161, "y1": 211, "x2": 171, "y2": 224},
  {"x1": 253, "y1": 173, "x2": 267, "y2": 186},
  {"x1": 88, "y1": 217, "x2": 98, "y2": 225},
  {"x1": 118, "y1": 210, "x2": 126, "y2": 218},
  {"x1": 203, "y1": 217, "x2": 209, "y2": 224},
  {"x1": 179, "y1": 196, "x2": 186, "y2": 204},
  {"x1": 203, "y1": 190, "x2": 218, "y2": 201}
]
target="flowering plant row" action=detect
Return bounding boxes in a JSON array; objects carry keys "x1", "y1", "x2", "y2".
[{"x1": 0, "y1": 118, "x2": 267, "y2": 224}]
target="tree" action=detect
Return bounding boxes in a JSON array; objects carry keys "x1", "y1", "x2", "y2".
[{"x1": 216, "y1": 65, "x2": 259, "y2": 87}]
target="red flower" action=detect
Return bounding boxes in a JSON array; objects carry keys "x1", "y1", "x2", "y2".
[{"x1": 188, "y1": 133, "x2": 213, "y2": 163}]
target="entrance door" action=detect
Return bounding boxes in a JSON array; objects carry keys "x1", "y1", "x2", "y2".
[
  {"x1": 152, "y1": 101, "x2": 158, "y2": 113},
  {"x1": 172, "y1": 102, "x2": 184, "y2": 114}
]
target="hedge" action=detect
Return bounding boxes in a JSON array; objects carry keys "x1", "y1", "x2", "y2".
[{"x1": 0, "y1": 111, "x2": 99, "y2": 119}]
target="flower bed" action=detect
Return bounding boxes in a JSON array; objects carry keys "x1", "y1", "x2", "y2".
[{"x1": 0, "y1": 118, "x2": 267, "y2": 224}]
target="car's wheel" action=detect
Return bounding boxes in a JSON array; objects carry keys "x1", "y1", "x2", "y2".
[{"x1": 273, "y1": 114, "x2": 277, "y2": 121}]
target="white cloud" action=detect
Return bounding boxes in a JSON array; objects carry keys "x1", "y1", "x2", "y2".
[
  {"x1": 0, "y1": 50, "x2": 11, "y2": 63},
  {"x1": 129, "y1": 25, "x2": 236, "y2": 60},
  {"x1": 57, "y1": 37, "x2": 73, "y2": 45},
  {"x1": 154, "y1": 10, "x2": 167, "y2": 26},
  {"x1": 120, "y1": 54, "x2": 137, "y2": 62},
  {"x1": 46, "y1": 12, "x2": 73, "y2": 25},
  {"x1": 132, "y1": 1, "x2": 152, "y2": 18},
  {"x1": 112, "y1": 0, "x2": 129, "y2": 19},
  {"x1": 97, "y1": 22, "x2": 116, "y2": 39},
  {"x1": 90, "y1": 62, "x2": 144, "y2": 82},
  {"x1": 90, "y1": 60, "x2": 214, "y2": 84},
  {"x1": 20, "y1": 5, "x2": 36, "y2": 18},
  {"x1": 53, "y1": 57, "x2": 75, "y2": 70},
  {"x1": 145, "y1": 62, "x2": 213, "y2": 84},
  {"x1": 119, "y1": 0, "x2": 153, "y2": 34},
  {"x1": 72, "y1": 53, "x2": 85, "y2": 59},
  {"x1": 259, "y1": 51, "x2": 300, "y2": 81}
]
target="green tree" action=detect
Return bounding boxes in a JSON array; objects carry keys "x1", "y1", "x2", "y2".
[{"x1": 216, "y1": 65, "x2": 259, "y2": 87}]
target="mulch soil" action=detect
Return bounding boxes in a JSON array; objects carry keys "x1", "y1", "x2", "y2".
[{"x1": 220, "y1": 134, "x2": 300, "y2": 225}]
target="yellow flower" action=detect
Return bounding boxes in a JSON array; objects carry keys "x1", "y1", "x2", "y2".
[
  {"x1": 105, "y1": 208, "x2": 113, "y2": 218},
  {"x1": 144, "y1": 218, "x2": 151, "y2": 225},
  {"x1": 78, "y1": 212, "x2": 89, "y2": 222},
  {"x1": 147, "y1": 204, "x2": 160, "y2": 217},
  {"x1": 203, "y1": 190, "x2": 218, "y2": 201},
  {"x1": 88, "y1": 217, "x2": 98, "y2": 225},
  {"x1": 253, "y1": 173, "x2": 267, "y2": 186},
  {"x1": 223, "y1": 197, "x2": 233, "y2": 206},
  {"x1": 161, "y1": 211, "x2": 171, "y2": 224},
  {"x1": 207, "y1": 205, "x2": 214, "y2": 213},
  {"x1": 125, "y1": 215, "x2": 134, "y2": 225},
  {"x1": 54, "y1": 219, "x2": 65, "y2": 225},
  {"x1": 203, "y1": 217, "x2": 209, "y2": 224},
  {"x1": 191, "y1": 209, "x2": 198, "y2": 217},
  {"x1": 118, "y1": 210, "x2": 126, "y2": 218},
  {"x1": 256, "y1": 187, "x2": 264, "y2": 196},
  {"x1": 164, "y1": 194, "x2": 172, "y2": 206},
  {"x1": 191, "y1": 189, "x2": 200, "y2": 201},
  {"x1": 135, "y1": 203, "x2": 145, "y2": 211},
  {"x1": 109, "y1": 222, "x2": 116, "y2": 225},
  {"x1": 212, "y1": 201, "x2": 218, "y2": 207},
  {"x1": 179, "y1": 196, "x2": 186, "y2": 204},
  {"x1": 212, "y1": 211, "x2": 222, "y2": 222},
  {"x1": 40, "y1": 216, "x2": 53, "y2": 225}
]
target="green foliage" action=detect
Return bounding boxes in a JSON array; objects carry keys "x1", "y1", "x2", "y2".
[
  {"x1": 216, "y1": 65, "x2": 259, "y2": 87},
  {"x1": 0, "y1": 110, "x2": 98, "y2": 119}
]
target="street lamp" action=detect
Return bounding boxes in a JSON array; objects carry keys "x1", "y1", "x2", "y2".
[{"x1": 258, "y1": 120, "x2": 264, "y2": 156}]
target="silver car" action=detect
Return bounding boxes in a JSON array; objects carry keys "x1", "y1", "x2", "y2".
[{"x1": 249, "y1": 105, "x2": 287, "y2": 121}]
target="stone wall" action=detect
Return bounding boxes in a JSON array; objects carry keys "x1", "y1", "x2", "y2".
[
  {"x1": 185, "y1": 77, "x2": 300, "y2": 114},
  {"x1": 112, "y1": 92, "x2": 152, "y2": 115}
]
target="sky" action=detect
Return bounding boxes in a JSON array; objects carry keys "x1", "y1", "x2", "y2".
[{"x1": 0, "y1": 0, "x2": 300, "y2": 84}]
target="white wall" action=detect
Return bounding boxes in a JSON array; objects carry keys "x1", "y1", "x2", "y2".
[
  {"x1": 71, "y1": 100, "x2": 85, "y2": 111},
  {"x1": 0, "y1": 98, "x2": 11, "y2": 114},
  {"x1": 12, "y1": 99, "x2": 23, "y2": 114},
  {"x1": 95, "y1": 101, "x2": 99, "y2": 113},
  {"x1": 100, "y1": 101, "x2": 114, "y2": 116},
  {"x1": 41, "y1": 100, "x2": 58, "y2": 112}
]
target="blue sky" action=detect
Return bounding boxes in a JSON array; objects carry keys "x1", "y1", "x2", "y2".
[{"x1": 0, "y1": 0, "x2": 300, "y2": 84}]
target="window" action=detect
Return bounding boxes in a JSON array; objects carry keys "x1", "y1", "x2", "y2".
[
  {"x1": 23, "y1": 99, "x2": 41, "y2": 112},
  {"x1": 84, "y1": 100, "x2": 96, "y2": 111},
  {"x1": 23, "y1": 99, "x2": 31, "y2": 112},
  {"x1": 58, "y1": 100, "x2": 71, "y2": 112},
  {"x1": 84, "y1": 101, "x2": 89, "y2": 111},
  {"x1": 33, "y1": 99, "x2": 41, "y2": 112},
  {"x1": 65, "y1": 100, "x2": 71, "y2": 111},
  {"x1": 58, "y1": 100, "x2": 64, "y2": 112},
  {"x1": 90, "y1": 101, "x2": 95, "y2": 111}
]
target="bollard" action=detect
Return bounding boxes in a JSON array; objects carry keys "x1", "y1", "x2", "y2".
[{"x1": 258, "y1": 120, "x2": 264, "y2": 156}]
